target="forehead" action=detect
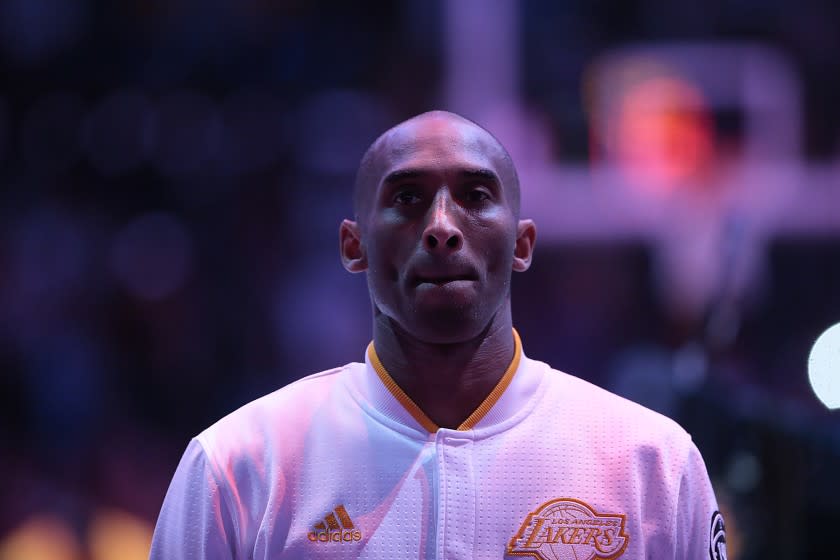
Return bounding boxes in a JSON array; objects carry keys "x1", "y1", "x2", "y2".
[{"x1": 375, "y1": 117, "x2": 507, "y2": 180}]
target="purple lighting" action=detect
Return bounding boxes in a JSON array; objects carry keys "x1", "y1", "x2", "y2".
[{"x1": 109, "y1": 213, "x2": 194, "y2": 302}]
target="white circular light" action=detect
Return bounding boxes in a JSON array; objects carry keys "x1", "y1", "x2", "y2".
[{"x1": 808, "y1": 322, "x2": 840, "y2": 410}]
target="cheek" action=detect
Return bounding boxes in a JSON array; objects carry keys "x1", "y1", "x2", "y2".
[
  {"x1": 367, "y1": 220, "x2": 421, "y2": 270},
  {"x1": 365, "y1": 235, "x2": 404, "y2": 284},
  {"x1": 472, "y1": 218, "x2": 517, "y2": 269},
  {"x1": 485, "y1": 251, "x2": 515, "y2": 281}
]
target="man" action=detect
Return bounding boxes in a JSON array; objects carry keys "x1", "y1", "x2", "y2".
[{"x1": 151, "y1": 111, "x2": 727, "y2": 559}]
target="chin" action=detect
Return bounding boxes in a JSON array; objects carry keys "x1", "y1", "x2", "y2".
[{"x1": 405, "y1": 306, "x2": 489, "y2": 345}]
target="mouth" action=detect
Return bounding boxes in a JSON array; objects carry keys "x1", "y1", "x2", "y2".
[{"x1": 412, "y1": 271, "x2": 478, "y2": 287}]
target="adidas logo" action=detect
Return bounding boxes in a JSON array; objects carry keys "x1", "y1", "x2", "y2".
[{"x1": 307, "y1": 505, "x2": 362, "y2": 543}]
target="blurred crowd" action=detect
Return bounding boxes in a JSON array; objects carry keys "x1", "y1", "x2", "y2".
[{"x1": 1, "y1": 2, "x2": 839, "y2": 559}]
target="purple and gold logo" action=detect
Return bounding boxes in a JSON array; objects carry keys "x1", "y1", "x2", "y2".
[{"x1": 508, "y1": 498, "x2": 629, "y2": 560}]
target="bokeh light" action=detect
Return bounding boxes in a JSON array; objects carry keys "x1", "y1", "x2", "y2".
[
  {"x1": 21, "y1": 92, "x2": 86, "y2": 173},
  {"x1": 0, "y1": 0, "x2": 88, "y2": 64},
  {"x1": 109, "y1": 213, "x2": 194, "y2": 302},
  {"x1": 614, "y1": 76, "x2": 715, "y2": 190},
  {"x1": 88, "y1": 509, "x2": 153, "y2": 560},
  {"x1": 295, "y1": 90, "x2": 393, "y2": 175},
  {"x1": 808, "y1": 322, "x2": 840, "y2": 409},
  {"x1": 152, "y1": 90, "x2": 221, "y2": 177},
  {"x1": 0, "y1": 97, "x2": 8, "y2": 168},
  {"x1": 0, "y1": 515, "x2": 81, "y2": 560},
  {"x1": 218, "y1": 88, "x2": 286, "y2": 175},
  {"x1": 83, "y1": 90, "x2": 155, "y2": 176}
]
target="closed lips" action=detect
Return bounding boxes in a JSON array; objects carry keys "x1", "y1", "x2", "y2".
[{"x1": 415, "y1": 274, "x2": 476, "y2": 285}]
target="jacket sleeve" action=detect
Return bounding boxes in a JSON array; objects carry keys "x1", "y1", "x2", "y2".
[
  {"x1": 674, "y1": 441, "x2": 727, "y2": 560},
  {"x1": 150, "y1": 438, "x2": 239, "y2": 560}
]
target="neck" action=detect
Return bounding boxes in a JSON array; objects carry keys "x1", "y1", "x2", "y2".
[{"x1": 371, "y1": 306, "x2": 516, "y2": 430}]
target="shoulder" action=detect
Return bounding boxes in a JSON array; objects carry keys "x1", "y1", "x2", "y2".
[
  {"x1": 196, "y1": 363, "x2": 360, "y2": 468},
  {"x1": 531, "y1": 358, "x2": 693, "y2": 451}
]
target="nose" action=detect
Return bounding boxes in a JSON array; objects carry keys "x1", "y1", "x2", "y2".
[{"x1": 423, "y1": 190, "x2": 463, "y2": 253}]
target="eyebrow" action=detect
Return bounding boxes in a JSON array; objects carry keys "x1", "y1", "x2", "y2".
[{"x1": 382, "y1": 167, "x2": 500, "y2": 185}]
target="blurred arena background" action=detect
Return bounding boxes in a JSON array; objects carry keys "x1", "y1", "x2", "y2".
[{"x1": 1, "y1": 1, "x2": 839, "y2": 558}]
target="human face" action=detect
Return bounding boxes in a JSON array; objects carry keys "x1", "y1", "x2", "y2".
[{"x1": 345, "y1": 116, "x2": 531, "y2": 344}]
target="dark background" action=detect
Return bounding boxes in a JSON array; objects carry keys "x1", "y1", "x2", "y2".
[{"x1": 1, "y1": 1, "x2": 838, "y2": 558}]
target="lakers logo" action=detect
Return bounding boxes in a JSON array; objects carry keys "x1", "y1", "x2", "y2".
[
  {"x1": 508, "y1": 498, "x2": 629, "y2": 560},
  {"x1": 307, "y1": 505, "x2": 362, "y2": 543}
]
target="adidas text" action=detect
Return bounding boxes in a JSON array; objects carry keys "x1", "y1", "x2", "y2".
[{"x1": 307, "y1": 530, "x2": 362, "y2": 542}]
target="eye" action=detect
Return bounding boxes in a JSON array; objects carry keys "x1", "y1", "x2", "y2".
[
  {"x1": 393, "y1": 189, "x2": 422, "y2": 206},
  {"x1": 465, "y1": 187, "x2": 491, "y2": 203}
]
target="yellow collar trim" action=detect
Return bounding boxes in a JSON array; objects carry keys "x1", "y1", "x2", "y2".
[{"x1": 366, "y1": 328, "x2": 523, "y2": 432}]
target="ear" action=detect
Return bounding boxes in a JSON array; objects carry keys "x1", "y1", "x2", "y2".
[
  {"x1": 340, "y1": 219, "x2": 367, "y2": 273},
  {"x1": 512, "y1": 219, "x2": 536, "y2": 272}
]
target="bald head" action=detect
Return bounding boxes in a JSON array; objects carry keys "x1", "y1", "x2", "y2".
[{"x1": 353, "y1": 111, "x2": 520, "y2": 222}]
